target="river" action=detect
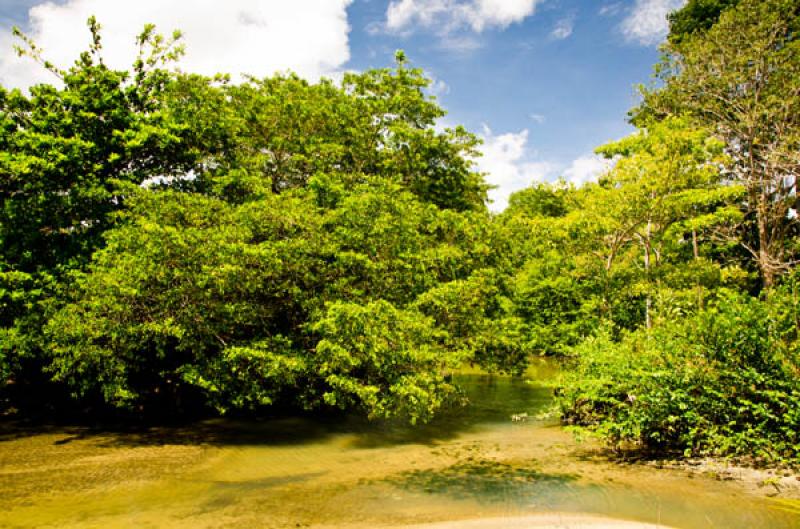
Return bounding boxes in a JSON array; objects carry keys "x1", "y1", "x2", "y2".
[{"x1": 0, "y1": 361, "x2": 798, "y2": 528}]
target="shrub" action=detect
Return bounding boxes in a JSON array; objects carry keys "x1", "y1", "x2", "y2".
[{"x1": 558, "y1": 288, "x2": 800, "y2": 465}]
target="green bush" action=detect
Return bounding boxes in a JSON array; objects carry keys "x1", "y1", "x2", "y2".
[{"x1": 557, "y1": 288, "x2": 800, "y2": 464}]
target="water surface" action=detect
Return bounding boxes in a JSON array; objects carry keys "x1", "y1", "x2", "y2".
[{"x1": 0, "y1": 361, "x2": 797, "y2": 528}]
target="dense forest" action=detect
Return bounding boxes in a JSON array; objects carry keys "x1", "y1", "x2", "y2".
[{"x1": 1, "y1": 0, "x2": 799, "y2": 467}]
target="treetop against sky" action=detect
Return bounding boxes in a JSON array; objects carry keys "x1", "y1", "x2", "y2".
[{"x1": 0, "y1": 0, "x2": 680, "y2": 211}]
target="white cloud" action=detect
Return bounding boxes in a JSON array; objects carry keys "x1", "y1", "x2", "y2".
[
  {"x1": 438, "y1": 34, "x2": 484, "y2": 52},
  {"x1": 474, "y1": 125, "x2": 557, "y2": 212},
  {"x1": 0, "y1": 0, "x2": 353, "y2": 89},
  {"x1": 563, "y1": 154, "x2": 611, "y2": 186},
  {"x1": 551, "y1": 16, "x2": 574, "y2": 40},
  {"x1": 385, "y1": 0, "x2": 542, "y2": 35},
  {"x1": 529, "y1": 113, "x2": 546, "y2": 124},
  {"x1": 620, "y1": 0, "x2": 686, "y2": 46},
  {"x1": 599, "y1": 3, "x2": 623, "y2": 16},
  {"x1": 427, "y1": 77, "x2": 450, "y2": 97},
  {"x1": 474, "y1": 128, "x2": 615, "y2": 211}
]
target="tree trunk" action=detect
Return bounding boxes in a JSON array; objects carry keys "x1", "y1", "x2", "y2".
[
  {"x1": 757, "y1": 193, "x2": 775, "y2": 289},
  {"x1": 644, "y1": 220, "x2": 652, "y2": 330}
]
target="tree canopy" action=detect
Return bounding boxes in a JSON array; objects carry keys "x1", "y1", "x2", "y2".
[{"x1": 0, "y1": 19, "x2": 497, "y2": 420}]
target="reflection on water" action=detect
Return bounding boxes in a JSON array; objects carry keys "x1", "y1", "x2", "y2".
[{"x1": 0, "y1": 360, "x2": 797, "y2": 529}]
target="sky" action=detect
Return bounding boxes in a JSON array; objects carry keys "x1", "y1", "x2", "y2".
[{"x1": 0, "y1": 0, "x2": 686, "y2": 211}]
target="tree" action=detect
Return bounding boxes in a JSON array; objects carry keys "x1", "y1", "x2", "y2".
[
  {"x1": 413, "y1": 268, "x2": 528, "y2": 373},
  {"x1": 0, "y1": 19, "x2": 205, "y2": 407},
  {"x1": 311, "y1": 300, "x2": 461, "y2": 424},
  {"x1": 44, "y1": 177, "x2": 503, "y2": 419},
  {"x1": 595, "y1": 117, "x2": 734, "y2": 327},
  {"x1": 558, "y1": 288, "x2": 800, "y2": 464},
  {"x1": 208, "y1": 52, "x2": 488, "y2": 211},
  {"x1": 497, "y1": 187, "x2": 602, "y2": 353},
  {"x1": 640, "y1": 0, "x2": 800, "y2": 288},
  {"x1": 504, "y1": 182, "x2": 569, "y2": 218},
  {"x1": 0, "y1": 19, "x2": 505, "y2": 419},
  {"x1": 0, "y1": 18, "x2": 190, "y2": 274},
  {"x1": 45, "y1": 189, "x2": 327, "y2": 412}
]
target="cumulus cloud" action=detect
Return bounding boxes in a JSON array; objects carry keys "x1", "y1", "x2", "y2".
[
  {"x1": 563, "y1": 154, "x2": 611, "y2": 186},
  {"x1": 385, "y1": 0, "x2": 542, "y2": 35},
  {"x1": 0, "y1": 0, "x2": 353, "y2": 89},
  {"x1": 551, "y1": 16, "x2": 575, "y2": 40},
  {"x1": 474, "y1": 126, "x2": 557, "y2": 212},
  {"x1": 620, "y1": 0, "x2": 686, "y2": 46}
]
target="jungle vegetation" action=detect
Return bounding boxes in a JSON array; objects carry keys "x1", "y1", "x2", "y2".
[{"x1": 0, "y1": 0, "x2": 798, "y2": 463}]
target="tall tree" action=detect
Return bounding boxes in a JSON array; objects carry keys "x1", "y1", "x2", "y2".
[
  {"x1": 212, "y1": 52, "x2": 488, "y2": 211},
  {"x1": 640, "y1": 0, "x2": 800, "y2": 288},
  {"x1": 0, "y1": 18, "x2": 190, "y2": 274},
  {"x1": 0, "y1": 19, "x2": 199, "y2": 404},
  {"x1": 596, "y1": 117, "x2": 734, "y2": 327}
]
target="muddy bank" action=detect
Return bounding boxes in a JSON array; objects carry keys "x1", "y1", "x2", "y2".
[{"x1": 636, "y1": 457, "x2": 800, "y2": 499}]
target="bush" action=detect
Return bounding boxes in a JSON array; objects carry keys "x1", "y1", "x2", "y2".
[{"x1": 557, "y1": 288, "x2": 800, "y2": 465}]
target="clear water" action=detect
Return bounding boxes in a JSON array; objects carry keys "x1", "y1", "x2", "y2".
[{"x1": 0, "y1": 361, "x2": 798, "y2": 528}]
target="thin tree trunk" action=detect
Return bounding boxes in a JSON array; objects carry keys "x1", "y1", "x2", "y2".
[
  {"x1": 644, "y1": 220, "x2": 652, "y2": 330},
  {"x1": 757, "y1": 193, "x2": 775, "y2": 289}
]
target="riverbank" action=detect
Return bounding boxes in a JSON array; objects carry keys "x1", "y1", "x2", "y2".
[{"x1": 635, "y1": 457, "x2": 800, "y2": 499}]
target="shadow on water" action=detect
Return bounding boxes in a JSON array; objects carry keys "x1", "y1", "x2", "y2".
[
  {"x1": 209, "y1": 471, "x2": 328, "y2": 492},
  {"x1": 0, "y1": 415, "x2": 337, "y2": 447},
  {"x1": 378, "y1": 460, "x2": 580, "y2": 503},
  {"x1": 189, "y1": 471, "x2": 331, "y2": 515},
  {"x1": 0, "y1": 370, "x2": 558, "y2": 450}
]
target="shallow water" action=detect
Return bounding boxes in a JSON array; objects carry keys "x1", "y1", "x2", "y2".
[{"x1": 0, "y1": 360, "x2": 798, "y2": 529}]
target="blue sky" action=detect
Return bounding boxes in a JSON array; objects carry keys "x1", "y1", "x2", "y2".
[{"x1": 0, "y1": 0, "x2": 684, "y2": 210}]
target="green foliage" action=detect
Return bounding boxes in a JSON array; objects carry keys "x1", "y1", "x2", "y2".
[
  {"x1": 0, "y1": 21, "x2": 504, "y2": 419},
  {"x1": 312, "y1": 300, "x2": 460, "y2": 424},
  {"x1": 0, "y1": 20, "x2": 208, "y2": 408},
  {"x1": 558, "y1": 288, "x2": 800, "y2": 464},
  {"x1": 320, "y1": 177, "x2": 476, "y2": 304},
  {"x1": 413, "y1": 268, "x2": 528, "y2": 374},
  {"x1": 496, "y1": 117, "x2": 735, "y2": 352},
  {"x1": 42, "y1": 176, "x2": 503, "y2": 419},
  {"x1": 667, "y1": 0, "x2": 741, "y2": 44},
  {"x1": 4, "y1": 6, "x2": 800, "y2": 461},
  {"x1": 1, "y1": 19, "x2": 192, "y2": 274},
  {"x1": 546, "y1": 0, "x2": 800, "y2": 464},
  {"x1": 203, "y1": 54, "x2": 487, "y2": 211},
  {"x1": 504, "y1": 182, "x2": 570, "y2": 218},
  {"x1": 180, "y1": 336, "x2": 306, "y2": 412},
  {"x1": 511, "y1": 251, "x2": 598, "y2": 355},
  {"x1": 45, "y1": 190, "x2": 322, "y2": 409}
]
